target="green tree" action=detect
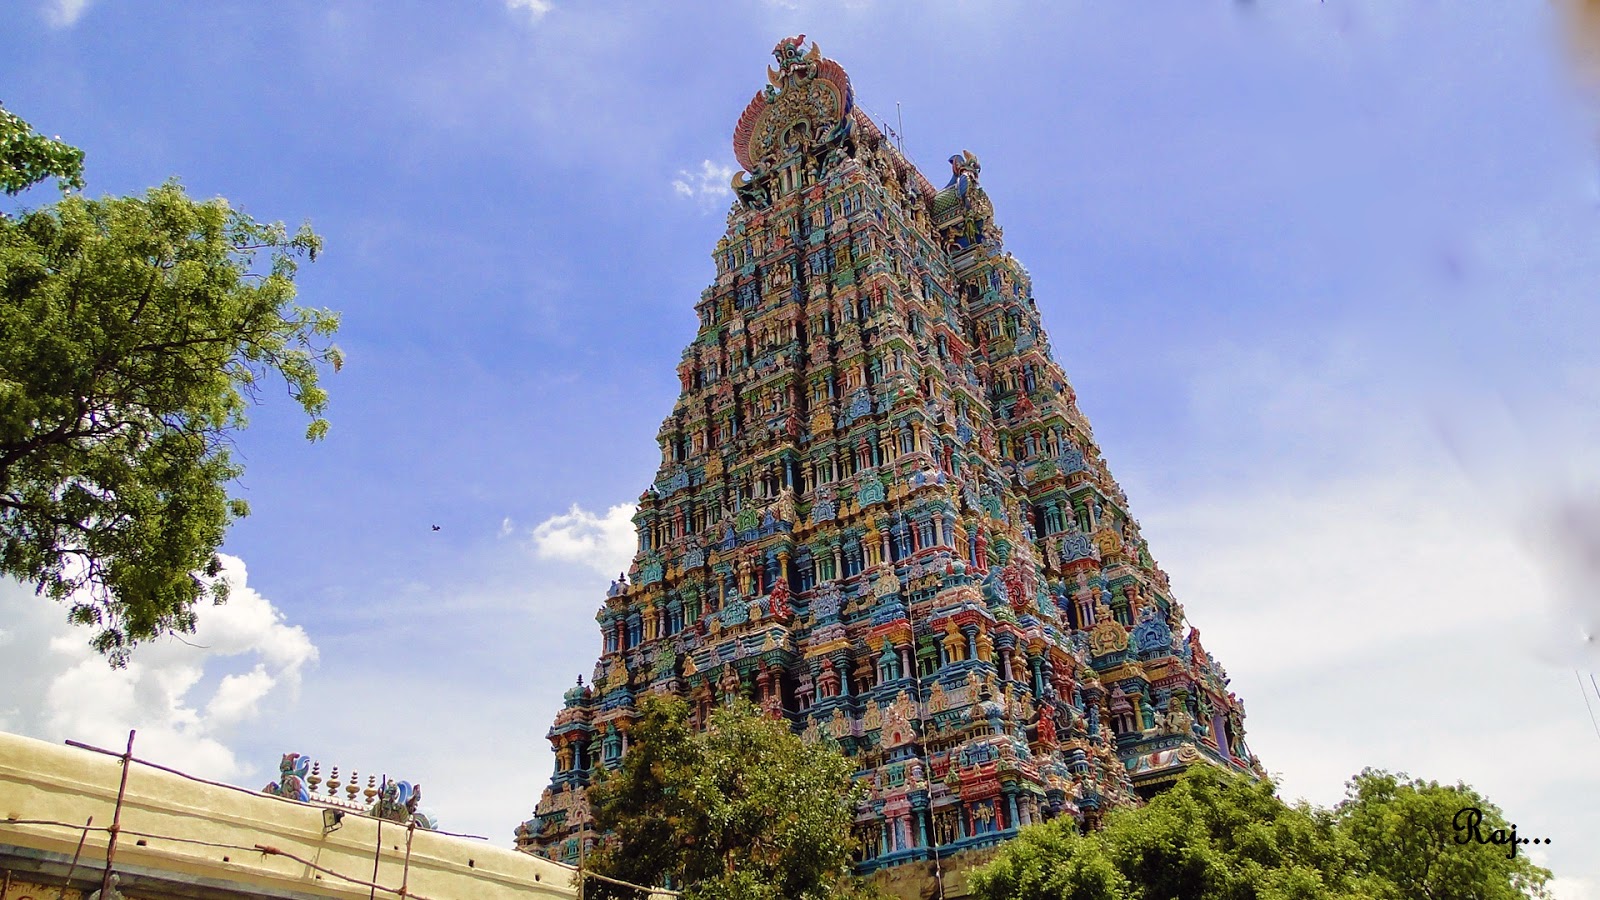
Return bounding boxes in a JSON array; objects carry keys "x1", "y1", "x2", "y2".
[
  {"x1": 0, "y1": 104, "x2": 339, "y2": 665},
  {"x1": 969, "y1": 767, "x2": 1554, "y2": 900},
  {"x1": 585, "y1": 695, "x2": 872, "y2": 900},
  {"x1": 1, "y1": 104, "x2": 84, "y2": 196},
  {"x1": 1335, "y1": 769, "x2": 1552, "y2": 900},
  {"x1": 970, "y1": 767, "x2": 1367, "y2": 900}
]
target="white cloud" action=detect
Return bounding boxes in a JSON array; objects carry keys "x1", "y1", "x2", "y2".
[
  {"x1": 527, "y1": 503, "x2": 636, "y2": 576},
  {"x1": 205, "y1": 665, "x2": 277, "y2": 728},
  {"x1": 505, "y1": 0, "x2": 553, "y2": 23},
  {"x1": 41, "y1": 0, "x2": 92, "y2": 27},
  {"x1": 0, "y1": 554, "x2": 317, "y2": 783},
  {"x1": 671, "y1": 159, "x2": 735, "y2": 210},
  {"x1": 1144, "y1": 473, "x2": 1539, "y2": 677}
]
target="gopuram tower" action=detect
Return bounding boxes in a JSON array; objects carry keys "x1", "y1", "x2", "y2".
[{"x1": 519, "y1": 36, "x2": 1264, "y2": 885}]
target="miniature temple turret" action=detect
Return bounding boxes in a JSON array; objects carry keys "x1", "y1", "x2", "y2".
[{"x1": 518, "y1": 35, "x2": 1262, "y2": 880}]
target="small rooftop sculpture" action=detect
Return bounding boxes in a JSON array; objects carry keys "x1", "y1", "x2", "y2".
[{"x1": 263, "y1": 752, "x2": 438, "y2": 830}]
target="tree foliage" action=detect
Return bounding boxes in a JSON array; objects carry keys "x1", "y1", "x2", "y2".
[
  {"x1": 0, "y1": 103, "x2": 339, "y2": 664},
  {"x1": 0, "y1": 104, "x2": 85, "y2": 196},
  {"x1": 969, "y1": 767, "x2": 1552, "y2": 900},
  {"x1": 1335, "y1": 768, "x2": 1553, "y2": 900},
  {"x1": 585, "y1": 695, "x2": 874, "y2": 900}
]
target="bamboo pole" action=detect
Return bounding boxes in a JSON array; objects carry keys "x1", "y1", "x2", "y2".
[{"x1": 99, "y1": 731, "x2": 136, "y2": 897}]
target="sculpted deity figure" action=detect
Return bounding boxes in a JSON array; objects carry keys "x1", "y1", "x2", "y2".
[
  {"x1": 1001, "y1": 560, "x2": 1034, "y2": 612},
  {"x1": 263, "y1": 753, "x2": 310, "y2": 802},
  {"x1": 768, "y1": 576, "x2": 792, "y2": 619},
  {"x1": 941, "y1": 622, "x2": 966, "y2": 662},
  {"x1": 371, "y1": 778, "x2": 431, "y2": 828},
  {"x1": 775, "y1": 487, "x2": 798, "y2": 524},
  {"x1": 1009, "y1": 652, "x2": 1028, "y2": 684},
  {"x1": 874, "y1": 565, "x2": 901, "y2": 598},
  {"x1": 1036, "y1": 702, "x2": 1058, "y2": 745},
  {"x1": 1163, "y1": 696, "x2": 1194, "y2": 735}
]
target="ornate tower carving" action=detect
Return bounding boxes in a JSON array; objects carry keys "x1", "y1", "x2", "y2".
[{"x1": 517, "y1": 36, "x2": 1262, "y2": 876}]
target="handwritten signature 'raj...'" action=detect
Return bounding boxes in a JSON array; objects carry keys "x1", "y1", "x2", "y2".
[{"x1": 1452, "y1": 807, "x2": 1553, "y2": 859}]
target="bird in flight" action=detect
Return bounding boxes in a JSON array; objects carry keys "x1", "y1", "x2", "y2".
[{"x1": 431, "y1": 525, "x2": 441, "y2": 531}]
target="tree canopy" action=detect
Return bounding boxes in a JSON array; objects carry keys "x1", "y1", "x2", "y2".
[
  {"x1": 1334, "y1": 768, "x2": 1553, "y2": 900},
  {"x1": 0, "y1": 103, "x2": 339, "y2": 664},
  {"x1": 968, "y1": 766, "x2": 1553, "y2": 900},
  {"x1": 1, "y1": 104, "x2": 84, "y2": 196},
  {"x1": 585, "y1": 695, "x2": 874, "y2": 900}
]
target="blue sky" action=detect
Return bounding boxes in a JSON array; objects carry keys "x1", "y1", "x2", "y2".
[{"x1": 2, "y1": 1, "x2": 1598, "y2": 894}]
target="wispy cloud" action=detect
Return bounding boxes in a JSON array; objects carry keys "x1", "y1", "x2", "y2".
[
  {"x1": 41, "y1": 0, "x2": 92, "y2": 27},
  {"x1": 672, "y1": 159, "x2": 735, "y2": 210},
  {"x1": 0, "y1": 555, "x2": 317, "y2": 782},
  {"x1": 505, "y1": 0, "x2": 553, "y2": 23}
]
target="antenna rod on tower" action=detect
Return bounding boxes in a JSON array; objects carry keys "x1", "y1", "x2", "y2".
[{"x1": 896, "y1": 101, "x2": 905, "y2": 155}]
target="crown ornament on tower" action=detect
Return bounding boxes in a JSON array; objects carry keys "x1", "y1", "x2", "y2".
[{"x1": 730, "y1": 36, "x2": 855, "y2": 210}]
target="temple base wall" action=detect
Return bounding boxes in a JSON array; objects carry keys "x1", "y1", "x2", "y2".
[{"x1": 865, "y1": 846, "x2": 1000, "y2": 900}]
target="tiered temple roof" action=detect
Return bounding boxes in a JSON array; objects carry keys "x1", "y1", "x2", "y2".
[{"x1": 519, "y1": 35, "x2": 1263, "y2": 877}]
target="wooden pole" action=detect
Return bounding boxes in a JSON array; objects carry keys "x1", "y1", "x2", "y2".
[
  {"x1": 100, "y1": 730, "x2": 135, "y2": 897},
  {"x1": 369, "y1": 816, "x2": 383, "y2": 900},
  {"x1": 54, "y1": 817, "x2": 92, "y2": 900},
  {"x1": 398, "y1": 822, "x2": 414, "y2": 898}
]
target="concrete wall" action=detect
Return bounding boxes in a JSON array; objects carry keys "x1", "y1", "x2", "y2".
[{"x1": 0, "y1": 731, "x2": 577, "y2": 899}]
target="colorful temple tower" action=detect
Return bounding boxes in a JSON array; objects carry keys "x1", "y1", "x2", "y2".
[{"x1": 518, "y1": 36, "x2": 1263, "y2": 882}]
